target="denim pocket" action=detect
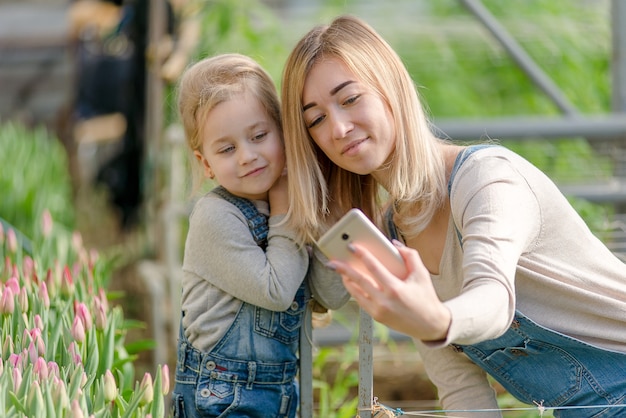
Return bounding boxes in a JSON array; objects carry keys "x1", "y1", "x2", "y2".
[
  {"x1": 464, "y1": 339, "x2": 582, "y2": 405},
  {"x1": 195, "y1": 375, "x2": 238, "y2": 417},
  {"x1": 254, "y1": 286, "x2": 307, "y2": 344},
  {"x1": 170, "y1": 392, "x2": 186, "y2": 418}
]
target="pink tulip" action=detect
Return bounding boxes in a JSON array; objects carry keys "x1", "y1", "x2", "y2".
[
  {"x1": 71, "y1": 316, "x2": 86, "y2": 343},
  {"x1": 6, "y1": 228, "x2": 17, "y2": 253},
  {"x1": 161, "y1": 364, "x2": 170, "y2": 395},
  {"x1": 23, "y1": 256, "x2": 34, "y2": 282},
  {"x1": 0, "y1": 287, "x2": 14, "y2": 314},
  {"x1": 12, "y1": 367, "x2": 22, "y2": 392},
  {"x1": 70, "y1": 399, "x2": 84, "y2": 418},
  {"x1": 34, "y1": 357, "x2": 48, "y2": 381},
  {"x1": 18, "y1": 287, "x2": 28, "y2": 313},
  {"x1": 61, "y1": 266, "x2": 74, "y2": 295},
  {"x1": 41, "y1": 209, "x2": 53, "y2": 237},
  {"x1": 104, "y1": 370, "x2": 117, "y2": 402},
  {"x1": 94, "y1": 300, "x2": 107, "y2": 330},
  {"x1": 139, "y1": 372, "x2": 154, "y2": 406},
  {"x1": 75, "y1": 302, "x2": 93, "y2": 331},
  {"x1": 47, "y1": 361, "x2": 60, "y2": 379},
  {"x1": 68, "y1": 342, "x2": 82, "y2": 365},
  {"x1": 5, "y1": 277, "x2": 19, "y2": 296},
  {"x1": 39, "y1": 281, "x2": 50, "y2": 309}
]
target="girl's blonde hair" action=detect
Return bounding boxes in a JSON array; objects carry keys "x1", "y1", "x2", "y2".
[
  {"x1": 177, "y1": 53, "x2": 282, "y2": 195},
  {"x1": 281, "y1": 15, "x2": 447, "y2": 244}
]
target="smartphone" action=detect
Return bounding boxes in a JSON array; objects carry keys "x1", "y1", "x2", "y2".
[{"x1": 316, "y1": 208, "x2": 407, "y2": 278}]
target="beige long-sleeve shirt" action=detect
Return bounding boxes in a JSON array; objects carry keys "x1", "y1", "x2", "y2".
[
  {"x1": 418, "y1": 146, "x2": 626, "y2": 415},
  {"x1": 181, "y1": 193, "x2": 350, "y2": 352}
]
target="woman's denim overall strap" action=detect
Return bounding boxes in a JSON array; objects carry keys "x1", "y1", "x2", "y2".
[
  {"x1": 453, "y1": 312, "x2": 626, "y2": 417},
  {"x1": 172, "y1": 189, "x2": 307, "y2": 418},
  {"x1": 448, "y1": 144, "x2": 497, "y2": 248},
  {"x1": 385, "y1": 145, "x2": 498, "y2": 243}
]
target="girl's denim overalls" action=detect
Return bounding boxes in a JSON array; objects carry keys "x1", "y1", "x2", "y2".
[
  {"x1": 387, "y1": 145, "x2": 626, "y2": 417},
  {"x1": 171, "y1": 187, "x2": 308, "y2": 418}
]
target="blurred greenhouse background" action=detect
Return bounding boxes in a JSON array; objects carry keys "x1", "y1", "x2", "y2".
[{"x1": 1, "y1": 0, "x2": 625, "y2": 416}]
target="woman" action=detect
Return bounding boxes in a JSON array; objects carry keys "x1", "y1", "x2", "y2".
[{"x1": 281, "y1": 14, "x2": 626, "y2": 417}]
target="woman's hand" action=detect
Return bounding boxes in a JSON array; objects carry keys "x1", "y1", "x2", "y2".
[{"x1": 331, "y1": 240, "x2": 451, "y2": 341}]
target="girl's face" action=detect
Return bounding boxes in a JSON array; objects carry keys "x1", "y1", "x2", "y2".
[
  {"x1": 302, "y1": 57, "x2": 396, "y2": 176},
  {"x1": 195, "y1": 91, "x2": 285, "y2": 201}
]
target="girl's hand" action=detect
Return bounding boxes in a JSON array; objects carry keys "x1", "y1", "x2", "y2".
[
  {"x1": 269, "y1": 166, "x2": 289, "y2": 216},
  {"x1": 330, "y1": 241, "x2": 451, "y2": 341}
]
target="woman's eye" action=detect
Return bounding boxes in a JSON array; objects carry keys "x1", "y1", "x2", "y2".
[
  {"x1": 307, "y1": 115, "x2": 324, "y2": 129},
  {"x1": 343, "y1": 95, "x2": 360, "y2": 106}
]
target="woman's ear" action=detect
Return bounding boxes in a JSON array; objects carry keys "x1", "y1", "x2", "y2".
[{"x1": 194, "y1": 150, "x2": 215, "y2": 179}]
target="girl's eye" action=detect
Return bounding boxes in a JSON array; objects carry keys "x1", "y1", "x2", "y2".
[
  {"x1": 252, "y1": 131, "x2": 268, "y2": 142},
  {"x1": 218, "y1": 145, "x2": 235, "y2": 154}
]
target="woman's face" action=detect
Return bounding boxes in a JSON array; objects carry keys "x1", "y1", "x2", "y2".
[{"x1": 302, "y1": 57, "x2": 396, "y2": 176}]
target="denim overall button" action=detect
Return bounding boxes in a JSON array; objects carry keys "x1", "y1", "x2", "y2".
[
  {"x1": 290, "y1": 301, "x2": 299, "y2": 311},
  {"x1": 511, "y1": 319, "x2": 520, "y2": 329},
  {"x1": 206, "y1": 361, "x2": 216, "y2": 371},
  {"x1": 451, "y1": 344, "x2": 463, "y2": 353},
  {"x1": 200, "y1": 388, "x2": 211, "y2": 398}
]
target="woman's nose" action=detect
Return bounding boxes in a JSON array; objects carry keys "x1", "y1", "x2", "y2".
[{"x1": 330, "y1": 111, "x2": 353, "y2": 140}]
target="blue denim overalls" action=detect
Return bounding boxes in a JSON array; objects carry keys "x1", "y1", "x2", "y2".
[
  {"x1": 171, "y1": 186, "x2": 308, "y2": 418},
  {"x1": 387, "y1": 146, "x2": 626, "y2": 417}
]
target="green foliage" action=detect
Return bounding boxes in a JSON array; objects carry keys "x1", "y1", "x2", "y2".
[
  {"x1": 191, "y1": 0, "x2": 289, "y2": 86},
  {"x1": 0, "y1": 122, "x2": 75, "y2": 240}
]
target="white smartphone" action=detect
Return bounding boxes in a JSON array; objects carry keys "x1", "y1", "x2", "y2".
[{"x1": 316, "y1": 208, "x2": 407, "y2": 278}]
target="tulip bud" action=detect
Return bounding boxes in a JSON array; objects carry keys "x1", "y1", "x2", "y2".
[
  {"x1": 61, "y1": 266, "x2": 74, "y2": 295},
  {"x1": 39, "y1": 281, "x2": 50, "y2": 309},
  {"x1": 23, "y1": 256, "x2": 34, "y2": 282},
  {"x1": 18, "y1": 287, "x2": 28, "y2": 313},
  {"x1": 71, "y1": 315, "x2": 85, "y2": 344},
  {"x1": 47, "y1": 361, "x2": 60, "y2": 379},
  {"x1": 52, "y1": 376, "x2": 69, "y2": 409},
  {"x1": 34, "y1": 314, "x2": 44, "y2": 331},
  {"x1": 6, "y1": 228, "x2": 17, "y2": 253},
  {"x1": 0, "y1": 287, "x2": 14, "y2": 314},
  {"x1": 41, "y1": 209, "x2": 53, "y2": 237},
  {"x1": 2, "y1": 335, "x2": 13, "y2": 358},
  {"x1": 28, "y1": 341, "x2": 39, "y2": 364},
  {"x1": 12, "y1": 367, "x2": 22, "y2": 392},
  {"x1": 139, "y1": 373, "x2": 154, "y2": 406},
  {"x1": 28, "y1": 380, "x2": 44, "y2": 414},
  {"x1": 70, "y1": 399, "x2": 84, "y2": 418},
  {"x1": 75, "y1": 302, "x2": 93, "y2": 332},
  {"x1": 103, "y1": 370, "x2": 117, "y2": 402},
  {"x1": 94, "y1": 300, "x2": 106, "y2": 330},
  {"x1": 5, "y1": 277, "x2": 19, "y2": 296},
  {"x1": 34, "y1": 357, "x2": 48, "y2": 381},
  {"x1": 161, "y1": 364, "x2": 170, "y2": 395}
]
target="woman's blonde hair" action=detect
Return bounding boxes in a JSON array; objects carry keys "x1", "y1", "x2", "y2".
[
  {"x1": 281, "y1": 15, "x2": 447, "y2": 244},
  {"x1": 177, "y1": 53, "x2": 282, "y2": 195}
]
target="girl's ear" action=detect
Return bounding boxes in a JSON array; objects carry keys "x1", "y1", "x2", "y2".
[{"x1": 194, "y1": 150, "x2": 215, "y2": 179}]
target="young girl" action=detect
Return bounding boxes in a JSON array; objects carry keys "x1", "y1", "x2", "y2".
[
  {"x1": 281, "y1": 15, "x2": 626, "y2": 417},
  {"x1": 171, "y1": 53, "x2": 349, "y2": 418}
]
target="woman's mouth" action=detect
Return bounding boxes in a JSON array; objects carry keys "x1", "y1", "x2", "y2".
[{"x1": 341, "y1": 138, "x2": 367, "y2": 156}]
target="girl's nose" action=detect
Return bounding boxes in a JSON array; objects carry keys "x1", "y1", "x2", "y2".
[{"x1": 238, "y1": 144, "x2": 258, "y2": 164}]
